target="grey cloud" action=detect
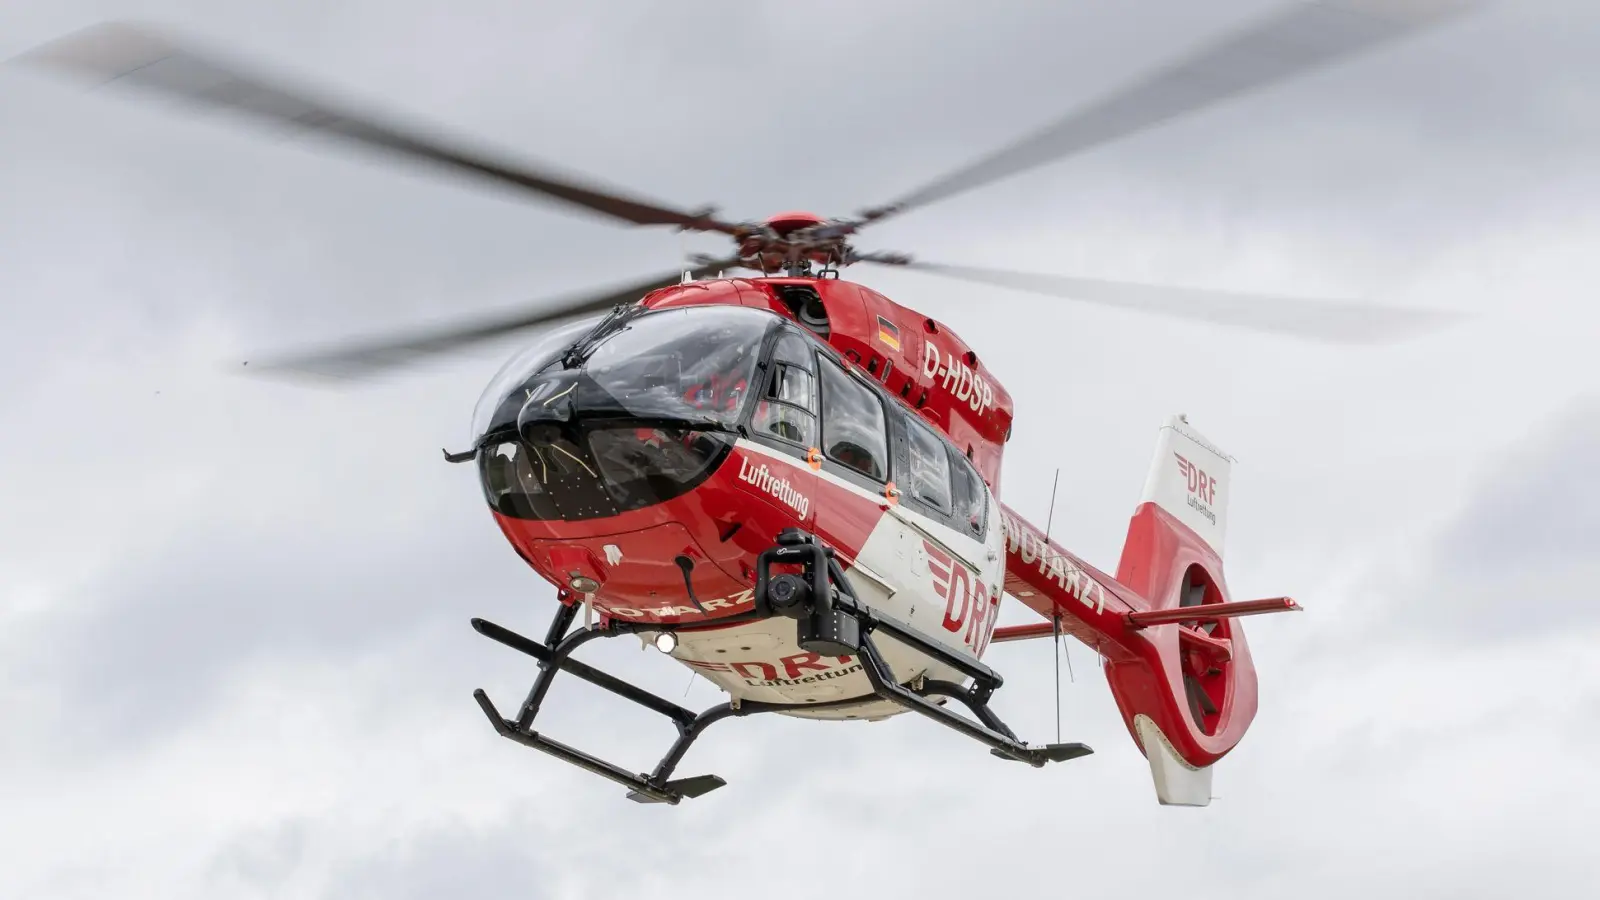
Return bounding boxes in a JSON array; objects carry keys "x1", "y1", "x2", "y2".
[
  {"x1": 318, "y1": 818, "x2": 554, "y2": 900},
  {"x1": 207, "y1": 819, "x2": 312, "y2": 893},
  {"x1": 12, "y1": 502, "x2": 503, "y2": 746},
  {"x1": 1394, "y1": 396, "x2": 1600, "y2": 640},
  {"x1": 1438, "y1": 394, "x2": 1600, "y2": 572}
]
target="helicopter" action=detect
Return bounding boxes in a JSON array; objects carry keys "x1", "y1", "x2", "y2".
[{"x1": 13, "y1": 0, "x2": 1477, "y2": 806}]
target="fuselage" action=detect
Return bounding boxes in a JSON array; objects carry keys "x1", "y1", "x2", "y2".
[{"x1": 467, "y1": 278, "x2": 1015, "y2": 718}]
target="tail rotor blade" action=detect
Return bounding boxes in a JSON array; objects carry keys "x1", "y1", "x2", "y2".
[{"x1": 862, "y1": 257, "x2": 1465, "y2": 344}]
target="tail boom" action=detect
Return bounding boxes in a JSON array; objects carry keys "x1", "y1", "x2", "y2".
[{"x1": 998, "y1": 506, "x2": 1256, "y2": 773}]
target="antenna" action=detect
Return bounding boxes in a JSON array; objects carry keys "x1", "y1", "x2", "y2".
[{"x1": 1044, "y1": 467, "x2": 1065, "y2": 743}]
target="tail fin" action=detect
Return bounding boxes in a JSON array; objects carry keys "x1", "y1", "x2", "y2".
[
  {"x1": 1135, "y1": 415, "x2": 1232, "y2": 558},
  {"x1": 1110, "y1": 415, "x2": 1256, "y2": 807}
]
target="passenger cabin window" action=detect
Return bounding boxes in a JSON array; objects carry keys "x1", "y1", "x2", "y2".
[
  {"x1": 818, "y1": 358, "x2": 889, "y2": 481},
  {"x1": 951, "y1": 451, "x2": 988, "y2": 538},
  {"x1": 751, "y1": 333, "x2": 818, "y2": 447},
  {"x1": 905, "y1": 416, "x2": 953, "y2": 513}
]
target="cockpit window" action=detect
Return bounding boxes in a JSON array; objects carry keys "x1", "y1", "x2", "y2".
[
  {"x1": 470, "y1": 315, "x2": 605, "y2": 443},
  {"x1": 480, "y1": 441, "x2": 560, "y2": 520},
  {"x1": 567, "y1": 306, "x2": 768, "y2": 430},
  {"x1": 818, "y1": 357, "x2": 889, "y2": 482},
  {"x1": 473, "y1": 306, "x2": 777, "y2": 521},
  {"x1": 751, "y1": 331, "x2": 819, "y2": 448},
  {"x1": 471, "y1": 306, "x2": 775, "y2": 445},
  {"x1": 905, "y1": 415, "x2": 953, "y2": 513},
  {"x1": 770, "y1": 332, "x2": 816, "y2": 370},
  {"x1": 590, "y1": 428, "x2": 728, "y2": 511},
  {"x1": 481, "y1": 426, "x2": 732, "y2": 521},
  {"x1": 951, "y1": 451, "x2": 988, "y2": 539}
]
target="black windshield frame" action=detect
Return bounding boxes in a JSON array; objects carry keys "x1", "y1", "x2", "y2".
[
  {"x1": 473, "y1": 305, "x2": 782, "y2": 449},
  {"x1": 475, "y1": 305, "x2": 786, "y2": 522}
]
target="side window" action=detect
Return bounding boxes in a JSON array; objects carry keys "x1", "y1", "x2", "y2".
[
  {"x1": 770, "y1": 332, "x2": 814, "y2": 369},
  {"x1": 904, "y1": 416, "x2": 953, "y2": 513},
  {"x1": 818, "y1": 358, "x2": 889, "y2": 481},
  {"x1": 751, "y1": 333, "x2": 818, "y2": 447},
  {"x1": 950, "y1": 451, "x2": 988, "y2": 538}
]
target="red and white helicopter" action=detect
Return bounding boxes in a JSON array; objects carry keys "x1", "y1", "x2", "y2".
[{"x1": 19, "y1": 1, "x2": 1475, "y2": 806}]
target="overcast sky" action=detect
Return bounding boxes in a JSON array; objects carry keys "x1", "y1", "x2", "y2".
[{"x1": 2, "y1": 1, "x2": 1597, "y2": 898}]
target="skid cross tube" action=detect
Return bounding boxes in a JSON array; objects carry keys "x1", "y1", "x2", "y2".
[{"x1": 474, "y1": 618, "x2": 697, "y2": 727}]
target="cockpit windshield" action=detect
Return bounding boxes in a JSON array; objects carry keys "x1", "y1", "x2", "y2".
[
  {"x1": 471, "y1": 305, "x2": 780, "y2": 522},
  {"x1": 571, "y1": 306, "x2": 767, "y2": 429},
  {"x1": 472, "y1": 305, "x2": 774, "y2": 442},
  {"x1": 470, "y1": 314, "x2": 605, "y2": 443}
]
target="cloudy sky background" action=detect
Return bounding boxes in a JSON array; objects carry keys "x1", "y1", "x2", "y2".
[{"x1": 2, "y1": 1, "x2": 1597, "y2": 897}]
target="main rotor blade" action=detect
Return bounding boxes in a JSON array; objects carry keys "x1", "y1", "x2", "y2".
[
  {"x1": 244, "y1": 256, "x2": 746, "y2": 380},
  {"x1": 853, "y1": 0, "x2": 1480, "y2": 228},
  {"x1": 13, "y1": 23, "x2": 741, "y2": 235},
  {"x1": 865, "y1": 258, "x2": 1465, "y2": 344}
]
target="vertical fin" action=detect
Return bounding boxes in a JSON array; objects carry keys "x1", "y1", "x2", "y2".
[{"x1": 1136, "y1": 414, "x2": 1234, "y2": 556}]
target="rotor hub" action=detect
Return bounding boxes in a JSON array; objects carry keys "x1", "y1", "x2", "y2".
[
  {"x1": 733, "y1": 211, "x2": 856, "y2": 276},
  {"x1": 761, "y1": 210, "x2": 826, "y2": 235}
]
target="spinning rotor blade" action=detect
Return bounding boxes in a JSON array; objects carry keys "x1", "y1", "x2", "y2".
[
  {"x1": 245, "y1": 256, "x2": 745, "y2": 380},
  {"x1": 863, "y1": 258, "x2": 1464, "y2": 344},
  {"x1": 14, "y1": 23, "x2": 740, "y2": 235},
  {"x1": 845, "y1": 0, "x2": 1479, "y2": 230}
]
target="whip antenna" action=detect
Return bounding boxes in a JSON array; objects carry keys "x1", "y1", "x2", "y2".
[{"x1": 1044, "y1": 467, "x2": 1063, "y2": 743}]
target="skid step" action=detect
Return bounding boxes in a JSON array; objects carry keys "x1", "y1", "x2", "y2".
[
  {"x1": 627, "y1": 774, "x2": 727, "y2": 804},
  {"x1": 991, "y1": 743, "x2": 1095, "y2": 763}
]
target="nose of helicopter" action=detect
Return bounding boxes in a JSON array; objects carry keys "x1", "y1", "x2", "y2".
[
  {"x1": 506, "y1": 521, "x2": 754, "y2": 620},
  {"x1": 473, "y1": 306, "x2": 773, "y2": 526}
]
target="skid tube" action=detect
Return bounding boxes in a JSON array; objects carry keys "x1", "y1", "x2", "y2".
[{"x1": 471, "y1": 529, "x2": 1091, "y2": 804}]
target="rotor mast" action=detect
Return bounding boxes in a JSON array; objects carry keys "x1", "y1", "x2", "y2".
[{"x1": 721, "y1": 211, "x2": 860, "y2": 278}]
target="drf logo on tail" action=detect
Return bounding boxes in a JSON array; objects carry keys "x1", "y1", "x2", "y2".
[
  {"x1": 1175, "y1": 453, "x2": 1217, "y2": 506},
  {"x1": 925, "y1": 539, "x2": 999, "y2": 655}
]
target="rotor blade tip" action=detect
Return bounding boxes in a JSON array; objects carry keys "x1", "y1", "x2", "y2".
[
  {"x1": 226, "y1": 353, "x2": 373, "y2": 385},
  {"x1": 10, "y1": 21, "x2": 174, "y2": 80},
  {"x1": 1373, "y1": 308, "x2": 1473, "y2": 342}
]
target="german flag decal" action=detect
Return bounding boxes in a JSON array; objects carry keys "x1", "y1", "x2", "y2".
[{"x1": 875, "y1": 316, "x2": 902, "y2": 351}]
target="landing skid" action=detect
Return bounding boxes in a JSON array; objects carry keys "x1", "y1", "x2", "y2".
[{"x1": 471, "y1": 528, "x2": 1091, "y2": 804}]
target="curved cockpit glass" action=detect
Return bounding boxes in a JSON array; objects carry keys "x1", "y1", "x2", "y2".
[
  {"x1": 570, "y1": 306, "x2": 765, "y2": 427},
  {"x1": 473, "y1": 305, "x2": 777, "y2": 521},
  {"x1": 470, "y1": 314, "x2": 607, "y2": 444}
]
